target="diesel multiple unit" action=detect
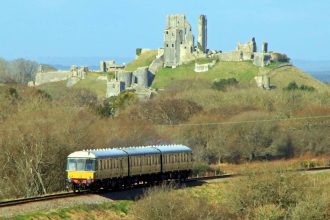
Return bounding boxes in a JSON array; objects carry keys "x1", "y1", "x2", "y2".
[{"x1": 66, "y1": 145, "x2": 193, "y2": 191}]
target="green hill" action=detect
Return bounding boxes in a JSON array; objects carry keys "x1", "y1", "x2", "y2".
[
  {"x1": 37, "y1": 54, "x2": 328, "y2": 98},
  {"x1": 152, "y1": 60, "x2": 260, "y2": 89},
  {"x1": 125, "y1": 50, "x2": 157, "y2": 71},
  {"x1": 268, "y1": 66, "x2": 328, "y2": 90},
  {"x1": 152, "y1": 59, "x2": 327, "y2": 91}
]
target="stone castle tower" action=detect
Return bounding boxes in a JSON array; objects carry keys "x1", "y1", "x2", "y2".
[
  {"x1": 198, "y1": 15, "x2": 207, "y2": 53},
  {"x1": 163, "y1": 14, "x2": 194, "y2": 67}
]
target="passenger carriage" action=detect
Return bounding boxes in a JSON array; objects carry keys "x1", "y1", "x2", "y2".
[{"x1": 66, "y1": 145, "x2": 193, "y2": 191}]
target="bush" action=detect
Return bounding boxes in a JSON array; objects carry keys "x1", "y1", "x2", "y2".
[
  {"x1": 225, "y1": 168, "x2": 310, "y2": 216},
  {"x1": 284, "y1": 81, "x2": 315, "y2": 92},
  {"x1": 130, "y1": 98, "x2": 203, "y2": 125},
  {"x1": 131, "y1": 185, "x2": 231, "y2": 220},
  {"x1": 212, "y1": 78, "x2": 239, "y2": 91},
  {"x1": 299, "y1": 160, "x2": 319, "y2": 169},
  {"x1": 291, "y1": 194, "x2": 330, "y2": 220},
  {"x1": 192, "y1": 162, "x2": 212, "y2": 176},
  {"x1": 250, "y1": 204, "x2": 286, "y2": 220},
  {"x1": 98, "y1": 90, "x2": 137, "y2": 117}
]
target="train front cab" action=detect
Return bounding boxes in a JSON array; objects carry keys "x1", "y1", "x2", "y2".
[{"x1": 66, "y1": 156, "x2": 96, "y2": 191}]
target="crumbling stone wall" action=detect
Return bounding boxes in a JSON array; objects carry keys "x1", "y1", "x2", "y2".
[
  {"x1": 194, "y1": 60, "x2": 216, "y2": 73},
  {"x1": 253, "y1": 53, "x2": 271, "y2": 67},
  {"x1": 216, "y1": 51, "x2": 242, "y2": 62},
  {"x1": 35, "y1": 71, "x2": 72, "y2": 86},
  {"x1": 100, "y1": 60, "x2": 125, "y2": 72},
  {"x1": 106, "y1": 80, "x2": 125, "y2": 97}
]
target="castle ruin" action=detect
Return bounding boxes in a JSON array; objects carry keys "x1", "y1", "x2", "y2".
[
  {"x1": 100, "y1": 60, "x2": 125, "y2": 72},
  {"x1": 162, "y1": 14, "x2": 289, "y2": 69},
  {"x1": 198, "y1": 15, "x2": 207, "y2": 53},
  {"x1": 163, "y1": 15, "x2": 195, "y2": 67}
]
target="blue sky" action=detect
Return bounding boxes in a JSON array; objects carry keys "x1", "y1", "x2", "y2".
[{"x1": 0, "y1": 0, "x2": 329, "y2": 65}]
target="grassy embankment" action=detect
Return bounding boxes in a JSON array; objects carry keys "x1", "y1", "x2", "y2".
[
  {"x1": 12, "y1": 168, "x2": 330, "y2": 219},
  {"x1": 124, "y1": 50, "x2": 157, "y2": 71},
  {"x1": 38, "y1": 72, "x2": 114, "y2": 98},
  {"x1": 152, "y1": 58, "x2": 328, "y2": 91}
]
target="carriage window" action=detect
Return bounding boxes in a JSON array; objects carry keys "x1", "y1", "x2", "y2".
[{"x1": 85, "y1": 159, "x2": 95, "y2": 171}]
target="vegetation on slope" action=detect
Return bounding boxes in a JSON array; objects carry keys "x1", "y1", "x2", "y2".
[
  {"x1": 125, "y1": 50, "x2": 157, "y2": 71},
  {"x1": 38, "y1": 72, "x2": 114, "y2": 98},
  {"x1": 1, "y1": 80, "x2": 329, "y2": 200},
  {"x1": 270, "y1": 65, "x2": 328, "y2": 90},
  {"x1": 74, "y1": 72, "x2": 108, "y2": 97},
  {"x1": 152, "y1": 60, "x2": 260, "y2": 89},
  {"x1": 152, "y1": 60, "x2": 327, "y2": 92},
  {"x1": 12, "y1": 169, "x2": 330, "y2": 219}
]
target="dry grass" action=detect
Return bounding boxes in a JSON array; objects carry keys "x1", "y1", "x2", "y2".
[{"x1": 216, "y1": 156, "x2": 330, "y2": 174}]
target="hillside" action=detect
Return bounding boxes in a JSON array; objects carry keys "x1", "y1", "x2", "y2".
[
  {"x1": 268, "y1": 65, "x2": 328, "y2": 90},
  {"x1": 125, "y1": 50, "x2": 157, "y2": 71},
  {"x1": 38, "y1": 72, "x2": 115, "y2": 98},
  {"x1": 152, "y1": 59, "x2": 328, "y2": 91},
  {"x1": 37, "y1": 52, "x2": 328, "y2": 99},
  {"x1": 152, "y1": 59, "x2": 260, "y2": 89}
]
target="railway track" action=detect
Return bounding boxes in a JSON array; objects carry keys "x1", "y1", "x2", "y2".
[
  {"x1": 1, "y1": 166, "x2": 329, "y2": 208},
  {"x1": 0, "y1": 192, "x2": 85, "y2": 208}
]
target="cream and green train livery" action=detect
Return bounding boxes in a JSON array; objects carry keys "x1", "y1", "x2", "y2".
[{"x1": 66, "y1": 145, "x2": 193, "y2": 190}]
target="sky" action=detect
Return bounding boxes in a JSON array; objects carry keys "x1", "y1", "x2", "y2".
[{"x1": 0, "y1": 0, "x2": 330, "y2": 65}]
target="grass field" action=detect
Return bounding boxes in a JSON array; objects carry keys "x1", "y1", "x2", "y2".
[
  {"x1": 152, "y1": 60, "x2": 261, "y2": 89},
  {"x1": 152, "y1": 60, "x2": 329, "y2": 92}
]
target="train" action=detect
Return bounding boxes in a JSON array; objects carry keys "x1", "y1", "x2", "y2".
[{"x1": 66, "y1": 144, "x2": 193, "y2": 191}]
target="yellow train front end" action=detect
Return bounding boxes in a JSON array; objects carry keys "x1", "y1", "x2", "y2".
[{"x1": 66, "y1": 151, "x2": 96, "y2": 191}]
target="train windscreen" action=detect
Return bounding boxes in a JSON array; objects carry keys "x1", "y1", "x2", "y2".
[{"x1": 67, "y1": 159, "x2": 95, "y2": 171}]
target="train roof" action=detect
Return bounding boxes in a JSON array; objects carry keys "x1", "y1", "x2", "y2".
[
  {"x1": 121, "y1": 146, "x2": 161, "y2": 155},
  {"x1": 154, "y1": 145, "x2": 192, "y2": 154},
  {"x1": 68, "y1": 149, "x2": 127, "y2": 159},
  {"x1": 67, "y1": 145, "x2": 192, "y2": 159}
]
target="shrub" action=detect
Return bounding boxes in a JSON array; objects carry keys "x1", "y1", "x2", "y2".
[
  {"x1": 225, "y1": 168, "x2": 310, "y2": 216},
  {"x1": 212, "y1": 78, "x2": 239, "y2": 91},
  {"x1": 299, "y1": 160, "x2": 319, "y2": 169},
  {"x1": 131, "y1": 185, "x2": 231, "y2": 220},
  {"x1": 36, "y1": 89, "x2": 52, "y2": 101},
  {"x1": 250, "y1": 204, "x2": 286, "y2": 220},
  {"x1": 98, "y1": 90, "x2": 138, "y2": 117},
  {"x1": 131, "y1": 98, "x2": 203, "y2": 125},
  {"x1": 300, "y1": 84, "x2": 315, "y2": 92},
  {"x1": 192, "y1": 162, "x2": 212, "y2": 176},
  {"x1": 291, "y1": 194, "x2": 330, "y2": 220},
  {"x1": 286, "y1": 81, "x2": 299, "y2": 90},
  {"x1": 284, "y1": 81, "x2": 315, "y2": 92}
]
